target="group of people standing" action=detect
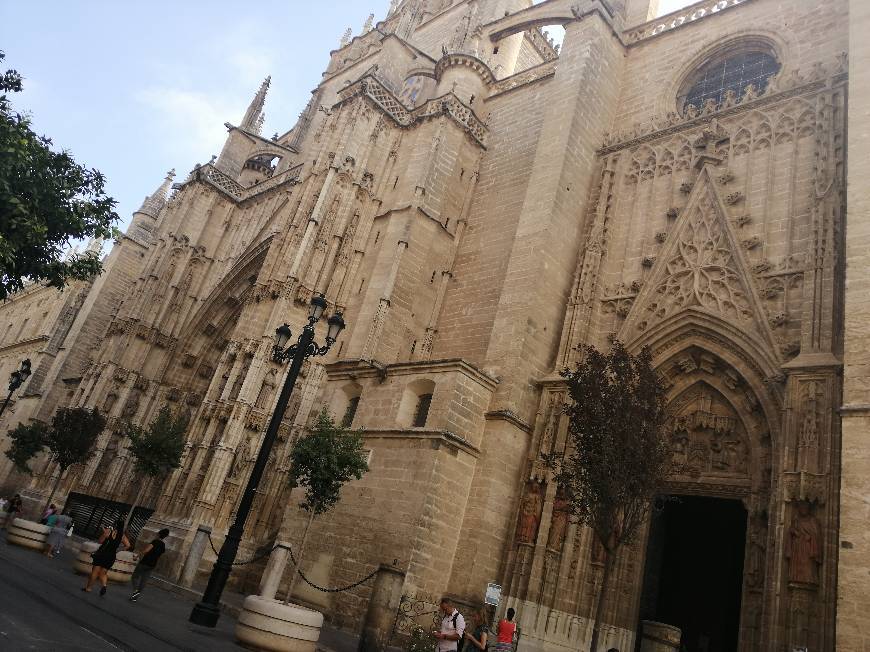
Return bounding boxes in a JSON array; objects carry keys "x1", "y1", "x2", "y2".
[{"x1": 434, "y1": 597, "x2": 518, "y2": 652}]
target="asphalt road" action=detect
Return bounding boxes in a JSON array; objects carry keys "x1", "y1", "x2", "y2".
[
  {"x1": 0, "y1": 584, "x2": 121, "y2": 651},
  {"x1": 0, "y1": 538, "x2": 240, "y2": 652}
]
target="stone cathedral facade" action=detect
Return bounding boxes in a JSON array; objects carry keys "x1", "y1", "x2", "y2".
[{"x1": 2, "y1": 0, "x2": 868, "y2": 650}]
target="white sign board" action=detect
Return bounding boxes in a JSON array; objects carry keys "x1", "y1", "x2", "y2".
[{"x1": 485, "y1": 583, "x2": 502, "y2": 606}]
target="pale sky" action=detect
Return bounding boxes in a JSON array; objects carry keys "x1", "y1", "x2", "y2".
[{"x1": 1, "y1": 0, "x2": 694, "y2": 231}]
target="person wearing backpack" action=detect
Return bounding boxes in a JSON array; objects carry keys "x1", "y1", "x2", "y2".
[{"x1": 433, "y1": 597, "x2": 465, "y2": 652}]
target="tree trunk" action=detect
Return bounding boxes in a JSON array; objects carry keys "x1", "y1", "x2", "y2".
[
  {"x1": 39, "y1": 466, "x2": 66, "y2": 518},
  {"x1": 283, "y1": 510, "x2": 316, "y2": 605},
  {"x1": 42, "y1": 467, "x2": 65, "y2": 515},
  {"x1": 589, "y1": 549, "x2": 615, "y2": 652},
  {"x1": 123, "y1": 475, "x2": 150, "y2": 535}
]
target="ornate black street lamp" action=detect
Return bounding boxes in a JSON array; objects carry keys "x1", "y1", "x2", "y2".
[
  {"x1": 0, "y1": 359, "x2": 32, "y2": 419},
  {"x1": 190, "y1": 294, "x2": 345, "y2": 627}
]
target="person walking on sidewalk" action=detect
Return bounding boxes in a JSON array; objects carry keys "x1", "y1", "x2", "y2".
[
  {"x1": 45, "y1": 512, "x2": 73, "y2": 558},
  {"x1": 129, "y1": 528, "x2": 170, "y2": 602},
  {"x1": 83, "y1": 518, "x2": 129, "y2": 596}
]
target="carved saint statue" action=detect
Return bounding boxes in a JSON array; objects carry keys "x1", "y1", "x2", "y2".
[
  {"x1": 547, "y1": 492, "x2": 570, "y2": 550},
  {"x1": 785, "y1": 501, "x2": 822, "y2": 586},
  {"x1": 746, "y1": 515, "x2": 768, "y2": 589},
  {"x1": 516, "y1": 481, "x2": 544, "y2": 545}
]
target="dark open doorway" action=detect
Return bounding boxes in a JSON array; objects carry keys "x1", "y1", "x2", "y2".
[{"x1": 638, "y1": 495, "x2": 747, "y2": 652}]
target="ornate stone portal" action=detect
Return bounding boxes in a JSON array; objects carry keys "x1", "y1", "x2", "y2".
[{"x1": 0, "y1": 1, "x2": 851, "y2": 650}]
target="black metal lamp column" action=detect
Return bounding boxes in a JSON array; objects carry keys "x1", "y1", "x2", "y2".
[
  {"x1": 190, "y1": 294, "x2": 345, "y2": 627},
  {"x1": 0, "y1": 359, "x2": 32, "y2": 419}
]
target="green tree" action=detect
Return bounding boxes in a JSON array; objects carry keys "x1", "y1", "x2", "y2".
[
  {"x1": 4, "y1": 421, "x2": 48, "y2": 473},
  {"x1": 42, "y1": 407, "x2": 106, "y2": 510},
  {"x1": 4, "y1": 407, "x2": 106, "y2": 512},
  {"x1": 121, "y1": 406, "x2": 188, "y2": 531},
  {"x1": 548, "y1": 341, "x2": 670, "y2": 652},
  {"x1": 283, "y1": 408, "x2": 369, "y2": 603},
  {"x1": 0, "y1": 51, "x2": 119, "y2": 300}
]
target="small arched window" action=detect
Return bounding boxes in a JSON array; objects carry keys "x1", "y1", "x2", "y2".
[
  {"x1": 342, "y1": 396, "x2": 361, "y2": 428},
  {"x1": 333, "y1": 382, "x2": 362, "y2": 428},
  {"x1": 680, "y1": 50, "x2": 780, "y2": 112},
  {"x1": 399, "y1": 379, "x2": 436, "y2": 428},
  {"x1": 412, "y1": 393, "x2": 433, "y2": 427}
]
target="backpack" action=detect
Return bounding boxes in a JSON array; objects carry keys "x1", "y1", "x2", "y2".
[{"x1": 453, "y1": 613, "x2": 465, "y2": 652}]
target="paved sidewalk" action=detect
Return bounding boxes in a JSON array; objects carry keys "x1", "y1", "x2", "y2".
[{"x1": 0, "y1": 534, "x2": 240, "y2": 651}]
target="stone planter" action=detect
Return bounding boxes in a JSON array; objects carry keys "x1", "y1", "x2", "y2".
[
  {"x1": 236, "y1": 595, "x2": 324, "y2": 652},
  {"x1": 73, "y1": 540, "x2": 138, "y2": 583},
  {"x1": 640, "y1": 620, "x2": 681, "y2": 652},
  {"x1": 5, "y1": 518, "x2": 50, "y2": 551}
]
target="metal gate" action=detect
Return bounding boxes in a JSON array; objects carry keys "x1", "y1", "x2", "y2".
[{"x1": 63, "y1": 492, "x2": 153, "y2": 544}]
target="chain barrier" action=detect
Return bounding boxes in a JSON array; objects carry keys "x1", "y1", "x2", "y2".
[
  {"x1": 206, "y1": 532, "x2": 280, "y2": 566},
  {"x1": 204, "y1": 533, "x2": 379, "y2": 591},
  {"x1": 288, "y1": 543, "x2": 378, "y2": 593}
]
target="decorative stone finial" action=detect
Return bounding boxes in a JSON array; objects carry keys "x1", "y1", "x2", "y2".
[
  {"x1": 363, "y1": 14, "x2": 374, "y2": 32},
  {"x1": 137, "y1": 169, "x2": 176, "y2": 218},
  {"x1": 241, "y1": 76, "x2": 271, "y2": 131},
  {"x1": 340, "y1": 28, "x2": 352, "y2": 47}
]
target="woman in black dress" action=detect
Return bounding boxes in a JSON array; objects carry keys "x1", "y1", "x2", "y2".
[{"x1": 83, "y1": 518, "x2": 130, "y2": 595}]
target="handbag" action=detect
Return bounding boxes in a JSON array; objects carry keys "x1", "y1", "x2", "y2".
[{"x1": 66, "y1": 525, "x2": 74, "y2": 537}]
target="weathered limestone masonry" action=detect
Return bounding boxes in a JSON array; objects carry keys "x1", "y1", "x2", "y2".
[
  {"x1": 0, "y1": 0, "x2": 861, "y2": 649},
  {"x1": 837, "y1": 0, "x2": 870, "y2": 649}
]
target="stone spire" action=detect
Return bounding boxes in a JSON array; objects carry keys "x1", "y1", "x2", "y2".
[
  {"x1": 240, "y1": 76, "x2": 271, "y2": 131},
  {"x1": 137, "y1": 169, "x2": 176, "y2": 218}
]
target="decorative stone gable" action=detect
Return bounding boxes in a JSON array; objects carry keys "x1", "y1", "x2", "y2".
[{"x1": 619, "y1": 166, "x2": 780, "y2": 360}]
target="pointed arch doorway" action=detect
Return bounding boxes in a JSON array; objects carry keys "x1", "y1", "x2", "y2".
[
  {"x1": 628, "y1": 337, "x2": 779, "y2": 652},
  {"x1": 639, "y1": 494, "x2": 748, "y2": 652}
]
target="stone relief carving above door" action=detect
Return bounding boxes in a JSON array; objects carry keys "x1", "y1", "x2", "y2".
[{"x1": 667, "y1": 384, "x2": 750, "y2": 480}]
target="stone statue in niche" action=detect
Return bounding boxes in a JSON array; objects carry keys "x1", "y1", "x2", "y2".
[
  {"x1": 785, "y1": 501, "x2": 822, "y2": 587},
  {"x1": 516, "y1": 481, "x2": 544, "y2": 545},
  {"x1": 228, "y1": 438, "x2": 251, "y2": 481},
  {"x1": 547, "y1": 490, "x2": 570, "y2": 550},
  {"x1": 255, "y1": 369, "x2": 278, "y2": 410},
  {"x1": 746, "y1": 513, "x2": 768, "y2": 589}
]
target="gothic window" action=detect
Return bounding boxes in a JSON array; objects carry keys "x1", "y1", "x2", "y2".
[
  {"x1": 399, "y1": 75, "x2": 426, "y2": 108},
  {"x1": 681, "y1": 50, "x2": 780, "y2": 111}
]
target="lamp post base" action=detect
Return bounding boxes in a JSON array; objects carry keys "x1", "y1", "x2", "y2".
[{"x1": 190, "y1": 601, "x2": 222, "y2": 628}]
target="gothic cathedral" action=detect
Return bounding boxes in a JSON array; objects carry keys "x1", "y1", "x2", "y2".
[{"x1": 2, "y1": 1, "x2": 868, "y2": 650}]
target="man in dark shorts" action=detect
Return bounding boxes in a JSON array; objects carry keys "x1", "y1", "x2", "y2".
[{"x1": 129, "y1": 528, "x2": 170, "y2": 602}]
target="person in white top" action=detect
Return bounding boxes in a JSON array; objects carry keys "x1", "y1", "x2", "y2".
[{"x1": 433, "y1": 597, "x2": 465, "y2": 652}]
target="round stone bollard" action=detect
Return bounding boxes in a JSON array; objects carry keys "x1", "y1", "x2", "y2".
[
  {"x1": 73, "y1": 540, "x2": 138, "y2": 583},
  {"x1": 640, "y1": 621, "x2": 681, "y2": 652},
  {"x1": 236, "y1": 595, "x2": 324, "y2": 652},
  {"x1": 6, "y1": 518, "x2": 50, "y2": 551}
]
